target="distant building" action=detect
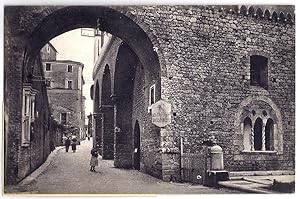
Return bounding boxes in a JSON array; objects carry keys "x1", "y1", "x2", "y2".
[
  {"x1": 40, "y1": 42, "x2": 57, "y2": 61},
  {"x1": 41, "y1": 44, "x2": 86, "y2": 142}
]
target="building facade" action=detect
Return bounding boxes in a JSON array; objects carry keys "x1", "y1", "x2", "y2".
[
  {"x1": 4, "y1": 5, "x2": 295, "y2": 185},
  {"x1": 4, "y1": 44, "x2": 54, "y2": 185},
  {"x1": 42, "y1": 58, "x2": 86, "y2": 143}
]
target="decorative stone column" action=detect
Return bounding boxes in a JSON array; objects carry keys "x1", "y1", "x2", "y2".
[
  {"x1": 250, "y1": 127, "x2": 254, "y2": 151},
  {"x1": 262, "y1": 121, "x2": 266, "y2": 151}
]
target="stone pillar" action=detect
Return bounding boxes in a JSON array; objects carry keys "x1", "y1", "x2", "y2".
[
  {"x1": 262, "y1": 121, "x2": 266, "y2": 151},
  {"x1": 250, "y1": 127, "x2": 254, "y2": 151},
  {"x1": 161, "y1": 128, "x2": 181, "y2": 182},
  {"x1": 93, "y1": 113, "x2": 103, "y2": 155},
  {"x1": 100, "y1": 105, "x2": 114, "y2": 160},
  {"x1": 112, "y1": 94, "x2": 133, "y2": 168}
]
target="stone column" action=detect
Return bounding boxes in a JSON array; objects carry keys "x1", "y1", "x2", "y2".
[
  {"x1": 112, "y1": 94, "x2": 133, "y2": 168},
  {"x1": 250, "y1": 127, "x2": 254, "y2": 151},
  {"x1": 100, "y1": 105, "x2": 114, "y2": 160},
  {"x1": 93, "y1": 113, "x2": 103, "y2": 155},
  {"x1": 262, "y1": 121, "x2": 266, "y2": 151},
  {"x1": 161, "y1": 128, "x2": 181, "y2": 182}
]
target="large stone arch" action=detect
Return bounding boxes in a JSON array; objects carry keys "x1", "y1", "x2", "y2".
[{"x1": 16, "y1": 6, "x2": 167, "y2": 78}]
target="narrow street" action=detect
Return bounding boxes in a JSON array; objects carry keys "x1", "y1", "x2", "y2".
[{"x1": 15, "y1": 139, "x2": 239, "y2": 194}]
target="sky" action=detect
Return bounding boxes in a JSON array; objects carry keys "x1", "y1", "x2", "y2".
[{"x1": 50, "y1": 29, "x2": 95, "y2": 123}]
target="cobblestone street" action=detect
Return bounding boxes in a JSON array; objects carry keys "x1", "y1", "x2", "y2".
[{"x1": 13, "y1": 139, "x2": 239, "y2": 194}]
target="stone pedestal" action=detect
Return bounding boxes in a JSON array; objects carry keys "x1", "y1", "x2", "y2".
[{"x1": 204, "y1": 170, "x2": 229, "y2": 187}]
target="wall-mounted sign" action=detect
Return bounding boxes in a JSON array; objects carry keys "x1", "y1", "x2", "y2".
[{"x1": 151, "y1": 100, "x2": 171, "y2": 128}]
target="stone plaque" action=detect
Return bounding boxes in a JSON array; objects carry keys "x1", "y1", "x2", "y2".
[{"x1": 151, "y1": 100, "x2": 171, "y2": 127}]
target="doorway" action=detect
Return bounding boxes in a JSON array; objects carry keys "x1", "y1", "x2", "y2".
[{"x1": 133, "y1": 121, "x2": 141, "y2": 170}]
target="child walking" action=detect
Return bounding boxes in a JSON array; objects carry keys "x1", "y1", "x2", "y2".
[{"x1": 90, "y1": 148, "x2": 99, "y2": 172}]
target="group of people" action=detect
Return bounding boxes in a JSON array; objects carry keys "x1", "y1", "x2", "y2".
[
  {"x1": 64, "y1": 135, "x2": 100, "y2": 172},
  {"x1": 64, "y1": 136, "x2": 78, "y2": 153}
]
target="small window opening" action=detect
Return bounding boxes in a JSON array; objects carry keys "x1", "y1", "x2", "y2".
[
  {"x1": 250, "y1": 55, "x2": 268, "y2": 89},
  {"x1": 149, "y1": 84, "x2": 155, "y2": 105},
  {"x1": 46, "y1": 63, "x2": 51, "y2": 71},
  {"x1": 61, "y1": 113, "x2": 67, "y2": 124},
  {"x1": 67, "y1": 65, "x2": 73, "y2": 72}
]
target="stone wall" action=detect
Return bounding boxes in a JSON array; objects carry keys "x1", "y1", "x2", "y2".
[
  {"x1": 4, "y1": 6, "x2": 295, "y2": 184},
  {"x1": 47, "y1": 89, "x2": 83, "y2": 130},
  {"x1": 128, "y1": 6, "x2": 295, "y2": 173}
]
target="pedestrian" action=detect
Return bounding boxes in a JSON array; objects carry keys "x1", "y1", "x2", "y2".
[
  {"x1": 65, "y1": 137, "x2": 71, "y2": 152},
  {"x1": 87, "y1": 134, "x2": 90, "y2": 141},
  {"x1": 71, "y1": 137, "x2": 77, "y2": 152},
  {"x1": 90, "y1": 148, "x2": 98, "y2": 172}
]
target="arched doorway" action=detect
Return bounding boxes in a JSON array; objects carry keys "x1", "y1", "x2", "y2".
[
  {"x1": 5, "y1": 6, "x2": 165, "y2": 182},
  {"x1": 113, "y1": 42, "x2": 137, "y2": 168},
  {"x1": 133, "y1": 121, "x2": 141, "y2": 170}
]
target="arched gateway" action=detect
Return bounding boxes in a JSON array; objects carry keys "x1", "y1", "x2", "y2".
[{"x1": 4, "y1": 6, "x2": 169, "y2": 184}]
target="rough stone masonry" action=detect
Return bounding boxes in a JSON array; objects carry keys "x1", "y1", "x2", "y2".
[{"x1": 4, "y1": 5, "x2": 294, "y2": 184}]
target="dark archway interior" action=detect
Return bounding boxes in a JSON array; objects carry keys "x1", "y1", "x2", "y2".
[
  {"x1": 133, "y1": 121, "x2": 141, "y2": 170},
  {"x1": 114, "y1": 42, "x2": 138, "y2": 168},
  {"x1": 254, "y1": 118, "x2": 263, "y2": 150}
]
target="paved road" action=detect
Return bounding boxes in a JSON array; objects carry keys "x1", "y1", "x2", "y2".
[{"x1": 13, "y1": 139, "x2": 240, "y2": 194}]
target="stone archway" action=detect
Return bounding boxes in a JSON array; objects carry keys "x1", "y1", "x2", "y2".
[{"x1": 113, "y1": 42, "x2": 137, "y2": 168}]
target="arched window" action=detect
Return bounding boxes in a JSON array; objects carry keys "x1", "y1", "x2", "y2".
[
  {"x1": 243, "y1": 117, "x2": 252, "y2": 150},
  {"x1": 254, "y1": 118, "x2": 263, "y2": 150},
  {"x1": 265, "y1": 118, "x2": 274, "y2": 150},
  {"x1": 250, "y1": 55, "x2": 268, "y2": 89}
]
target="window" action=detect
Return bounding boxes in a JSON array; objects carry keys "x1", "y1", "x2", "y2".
[
  {"x1": 254, "y1": 118, "x2": 263, "y2": 150},
  {"x1": 22, "y1": 84, "x2": 38, "y2": 146},
  {"x1": 265, "y1": 119, "x2": 274, "y2": 150},
  {"x1": 250, "y1": 55, "x2": 268, "y2": 89},
  {"x1": 149, "y1": 84, "x2": 155, "y2": 106},
  {"x1": 45, "y1": 79, "x2": 51, "y2": 87},
  {"x1": 61, "y1": 113, "x2": 67, "y2": 124},
  {"x1": 67, "y1": 80, "x2": 73, "y2": 89},
  {"x1": 47, "y1": 44, "x2": 50, "y2": 53},
  {"x1": 45, "y1": 63, "x2": 51, "y2": 71},
  {"x1": 243, "y1": 117, "x2": 252, "y2": 151},
  {"x1": 67, "y1": 65, "x2": 73, "y2": 72}
]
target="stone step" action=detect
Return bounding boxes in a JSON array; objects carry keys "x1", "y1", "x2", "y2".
[
  {"x1": 218, "y1": 180, "x2": 275, "y2": 194},
  {"x1": 229, "y1": 170, "x2": 295, "y2": 177}
]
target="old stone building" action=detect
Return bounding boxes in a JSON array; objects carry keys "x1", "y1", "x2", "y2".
[
  {"x1": 42, "y1": 58, "x2": 86, "y2": 141},
  {"x1": 4, "y1": 36, "x2": 54, "y2": 185},
  {"x1": 4, "y1": 5, "x2": 295, "y2": 185}
]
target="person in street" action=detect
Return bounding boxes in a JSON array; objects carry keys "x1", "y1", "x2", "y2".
[
  {"x1": 71, "y1": 137, "x2": 77, "y2": 152},
  {"x1": 90, "y1": 148, "x2": 99, "y2": 172},
  {"x1": 65, "y1": 137, "x2": 71, "y2": 152}
]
